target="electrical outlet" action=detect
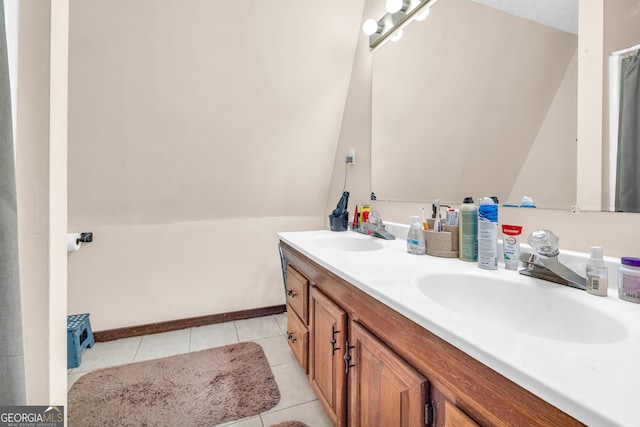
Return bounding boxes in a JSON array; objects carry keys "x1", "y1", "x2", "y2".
[{"x1": 346, "y1": 147, "x2": 356, "y2": 165}]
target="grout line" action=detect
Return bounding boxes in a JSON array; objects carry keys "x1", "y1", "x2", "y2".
[
  {"x1": 132, "y1": 335, "x2": 143, "y2": 362},
  {"x1": 233, "y1": 320, "x2": 241, "y2": 343}
]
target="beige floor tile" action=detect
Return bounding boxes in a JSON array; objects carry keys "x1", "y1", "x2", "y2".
[
  {"x1": 266, "y1": 361, "x2": 317, "y2": 413},
  {"x1": 67, "y1": 335, "x2": 141, "y2": 374},
  {"x1": 252, "y1": 335, "x2": 297, "y2": 367},
  {"x1": 261, "y1": 400, "x2": 332, "y2": 427},
  {"x1": 134, "y1": 328, "x2": 190, "y2": 362},
  {"x1": 235, "y1": 316, "x2": 283, "y2": 341},
  {"x1": 274, "y1": 312, "x2": 288, "y2": 334},
  {"x1": 189, "y1": 321, "x2": 239, "y2": 352},
  {"x1": 215, "y1": 415, "x2": 263, "y2": 427}
]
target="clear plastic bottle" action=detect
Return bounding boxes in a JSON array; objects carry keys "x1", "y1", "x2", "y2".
[
  {"x1": 407, "y1": 216, "x2": 426, "y2": 255},
  {"x1": 477, "y1": 197, "x2": 498, "y2": 270},
  {"x1": 586, "y1": 246, "x2": 608, "y2": 296},
  {"x1": 459, "y1": 197, "x2": 477, "y2": 261}
]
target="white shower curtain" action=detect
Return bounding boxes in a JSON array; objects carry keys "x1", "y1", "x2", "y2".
[{"x1": 0, "y1": 0, "x2": 26, "y2": 405}]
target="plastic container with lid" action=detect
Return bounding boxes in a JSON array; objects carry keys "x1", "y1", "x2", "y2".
[{"x1": 618, "y1": 257, "x2": 640, "y2": 303}]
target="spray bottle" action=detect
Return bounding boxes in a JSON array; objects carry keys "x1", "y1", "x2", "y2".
[
  {"x1": 459, "y1": 197, "x2": 477, "y2": 261},
  {"x1": 478, "y1": 197, "x2": 498, "y2": 270}
]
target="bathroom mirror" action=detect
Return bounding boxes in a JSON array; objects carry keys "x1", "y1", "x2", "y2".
[{"x1": 371, "y1": 0, "x2": 579, "y2": 208}]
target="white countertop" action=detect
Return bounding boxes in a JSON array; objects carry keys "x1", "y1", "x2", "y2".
[{"x1": 278, "y1": 228, "x2": 640, "y2": 427}]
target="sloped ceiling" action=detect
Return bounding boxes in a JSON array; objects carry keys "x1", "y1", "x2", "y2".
[{"x1": 468, "y1": 0, "x2": 578, "y2": 34}]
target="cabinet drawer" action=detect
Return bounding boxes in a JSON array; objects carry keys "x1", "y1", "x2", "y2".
[
  {"x1": 286, "y1": 309, "x2": 308, "y2": 373},
  {"x1": 287, "y1": 266, "x2": 309, "y2": 324}
]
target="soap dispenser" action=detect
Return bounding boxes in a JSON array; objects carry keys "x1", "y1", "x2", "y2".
[{"x1": 407, "y1": 216, "x2": 426, "y2": 255}]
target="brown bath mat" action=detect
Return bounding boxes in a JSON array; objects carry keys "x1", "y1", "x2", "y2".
[
  {"x1": 271, "y1": 422, "x2": 311, "y2": 427},
  {"x1": 68, "y1": 341, "x2": 280, "y2": 426}
]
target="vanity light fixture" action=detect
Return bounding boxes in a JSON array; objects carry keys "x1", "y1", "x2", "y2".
[
  {"x1": 362, "y1": 18, "x2": 383, "y2": 36},
  {"x1": 414, "y1": 6, "x2": 431, "y2": 21},
  {"x1": 362, "y1": 0, "x2": 439, "y2": 49},
  {"x1": 390, "y1": 30, "x2": 404, "y2": 42},
  {"x1": 386, "y1": 0, "x2": 409, "y2": 14}
]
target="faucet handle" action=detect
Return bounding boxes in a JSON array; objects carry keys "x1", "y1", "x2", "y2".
[{"x1": 527, "y1": 229, "x2": 560, "y2": 258}]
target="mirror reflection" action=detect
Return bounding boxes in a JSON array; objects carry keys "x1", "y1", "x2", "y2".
[{"x1": 371, "y1": 0, "x2": 578, "y2": 208}]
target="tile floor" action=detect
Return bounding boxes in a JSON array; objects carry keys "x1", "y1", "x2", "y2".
[{"x1": 67, "y1": 313, "x2": 332, "y2": 427}]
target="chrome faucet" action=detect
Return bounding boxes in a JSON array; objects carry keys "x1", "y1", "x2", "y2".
[
  {"x1": 518, "y1": 230, "x2": 586, "y2": 290},
  {"x1": 353, "y1": 211, "x2": 396, "y2": 240}
]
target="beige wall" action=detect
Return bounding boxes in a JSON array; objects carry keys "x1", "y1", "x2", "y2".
[
  {"x1": 370, "y1": 0, "x2": 577, "y2": 207},
  {"x1": 16, "y1": 0, "x2": 68, "y2": 406},
  {"x1": 66, "y1": 0, "x2": 365, "y2": 330},
  {"x1": 508, "y1": 49, "x2": 578, "y2": 208}
]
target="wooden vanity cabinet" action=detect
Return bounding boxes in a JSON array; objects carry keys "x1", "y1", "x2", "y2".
[
  {"x1": 443, "y1": 400, "x2": 480, "y2": 427},
  {"x1": 309, "y1": 285, "x2": 428, "y2": 427},
  {"x1": 286, "y1": 266, "x2": 308, "y2": 324},
  {"x1": 279, "y1": 242, "x2": 584, "y2": 427},
  {"x1": 285, "y1": 265, "x2": 309, "y2": 372},
  {"x1": 309, "y1": 286, "x2": 348, "y2": 426},
  {"x1": 348, "y1": 319, "x2": 429, "y2": 427}
]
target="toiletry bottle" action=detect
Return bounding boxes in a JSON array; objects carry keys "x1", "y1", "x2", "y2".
[
  {"x1": 478, "y1": 197, "x2": 498, "y2": 270},
  {"x1": 407, "y1": 216, "x2": 426, "y2": 255},
  {"x1": 459, "y1": 197, "x2": 477, "y2": 261},
  {"x1": 618, "y1": 257, "x2": 640, "y2": 303},
  {"x1": 586, "y1": 246, "x2": 608, "y2": 296}
]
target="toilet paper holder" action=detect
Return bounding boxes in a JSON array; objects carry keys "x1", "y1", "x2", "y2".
[{"x1": 79, "y1": 232, "x2": 93, "y2": 243}]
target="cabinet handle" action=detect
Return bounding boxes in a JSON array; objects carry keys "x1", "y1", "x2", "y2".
[
  {"x1": 286, "y1": 332, "x2": 297, "y2": 343},
  {"x1": 331, "y1": 326, "x2": 340, "y2": 356},
  {"x1": 287, "y1": 289, "x2": 296, "y2": 298},
  {"x1": 344, "y1": 340, "x2": 355, "y2": 374}
]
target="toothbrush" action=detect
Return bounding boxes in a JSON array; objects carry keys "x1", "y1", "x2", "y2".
[
  {"x1": 433, "y1": 199, "x2": 441, "y2": 232},
  {"x1": 419, "y1": 207, "x2": 428, "y2": 230}
]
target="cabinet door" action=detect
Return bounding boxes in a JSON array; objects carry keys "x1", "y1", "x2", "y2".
[
  {"x1": 309, "y1": 286, "x2": 348, "y2": 427},
  {"x1": 349, "y1": 320, "x2": 429, "y2": 427}
]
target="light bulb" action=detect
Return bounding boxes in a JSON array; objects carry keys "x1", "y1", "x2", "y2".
[
  {"x1": 386, "y1": 0, "x2": 404, "y2": 14},
  {"x1": 415, "y1": 7, "x2": 431, "y2": 21},
  {"x1": 390, "y1": 30, "x2": 403, "y2": 42},
  {"x1": 362, "y1": 19, "x2": 380, "y2": 36}
]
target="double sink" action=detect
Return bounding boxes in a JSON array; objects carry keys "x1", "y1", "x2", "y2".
[
  {"x1": 283, "y1": 229, "x2": 640, "y2": 426},
  {"x1": 307, "y1": 232, "x2": 626, "y2": 344}
]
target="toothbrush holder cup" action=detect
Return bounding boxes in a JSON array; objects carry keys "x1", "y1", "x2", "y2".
[{"x1": 424, "y1": 219, "x2": 459, "y2": 258}]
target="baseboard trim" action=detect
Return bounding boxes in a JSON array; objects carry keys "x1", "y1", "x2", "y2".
[{"x1": 93, "y1": 304, "x2": 287, "y2": 342}]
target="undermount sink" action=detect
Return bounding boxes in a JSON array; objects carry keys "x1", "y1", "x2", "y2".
[
  {"x1": 308, "y1": 234, "x2": 388, "y2": 252},
  {"x1": 412, "y1": 273, "x2": 627, "y2": 344}
]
